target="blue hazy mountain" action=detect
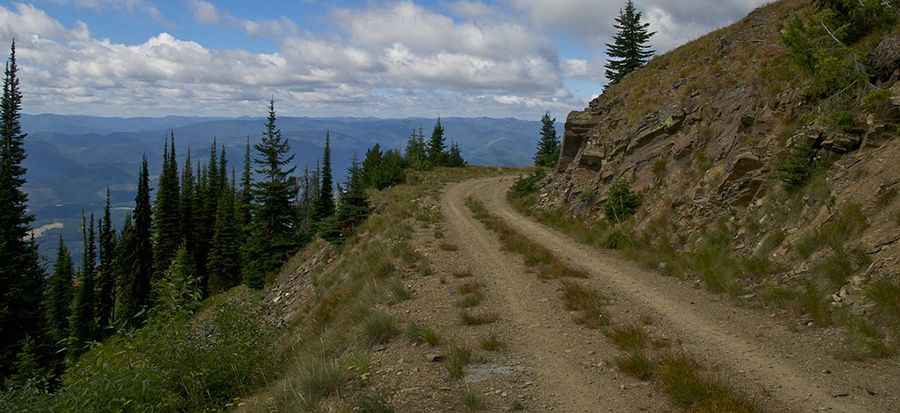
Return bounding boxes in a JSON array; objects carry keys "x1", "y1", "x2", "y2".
[{"x1": 22, "y1": 114, "x2": 551, "y2": 264}]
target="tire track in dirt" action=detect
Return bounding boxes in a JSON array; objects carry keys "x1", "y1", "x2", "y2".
[
  {"x1": 442, "y1": 177, "x2": 672, "y2": 412},
  {"x1": 454, "y1": 175, "x2": 900, "y2": 413}
]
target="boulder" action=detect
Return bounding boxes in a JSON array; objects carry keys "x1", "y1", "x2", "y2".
[
  {"x1": 560, "y1": 110, "x2": 595, "y2": 170},
  {"x1": 626, "y1": 109, "x2": 685, "y2": 154},
  {"x1": 821, "y1": 132, "x2": 862, "y2": 154},
  {"x1": 578, "y1": 144, "x2": 604, "y2": 171},
  {"x1": 868, "y1": 35, "x2": 900, "y2": 82},
  {"x1": 717, "y1": 153, "x2": 764, "y2": 206}
]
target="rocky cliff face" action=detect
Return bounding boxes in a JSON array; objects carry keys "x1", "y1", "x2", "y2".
[{"x1": 540, "y1": 0, "x2": 900, "y2": 314}]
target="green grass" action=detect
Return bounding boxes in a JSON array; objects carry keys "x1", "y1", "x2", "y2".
[
  {"x1": 615, "y1": 352, "x2": 656, "y2": 381},
  {"x1": 446, "y1": 345, "x2": 473, "y2": 380},
  {"x1": 466, "y1": 197, "x2": 588, "y2": 280},
  {"x1": 606, "y1": 324, "x2": 649, "y2": 352},
  {"x1": 559, "y1": 280, "x2": 608, "y2": 328},
  {"x1": 460, "y1": 310, "x2": 499, "y2": 326},
  {"x1": 463, "y1": 390, "x2": 483, "y2": 411},
  {"x1": 356, "y1": 392, "x2": 395, "y2": 413},
  {"x1": 386, "y1": 279, "x2": 412, "y2": 304},
  {"x1": 479, "y1": 333, "x2": 505, "y2": 352},
  {"x1": 456, "y1": 293, "x2": 484, "y2": 308},
  {"x1": 794, "y1": 202, "x2": 868, "y2": 259},
  {"x1": 10, "y1": 288, "x2": 280, "y2": 413},
  {"x1": 405, "y1": 323, "x2": 442, "y2": 347},
  {"x1": 658, "y1": 354, "x2": 759, "y2": 412},
  {"x1": 364, "y1": 312, "x2": 400, "y2": 347},
  {"x1": 296, "y1": 359, "x2": 347, "y2": 407}
]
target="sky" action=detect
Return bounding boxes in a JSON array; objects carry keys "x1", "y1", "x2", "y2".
[{"x1": 0, "y1": 0, "x2": 769, "y2": 120}]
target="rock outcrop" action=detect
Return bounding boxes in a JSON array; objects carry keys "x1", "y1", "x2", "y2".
[{"x1": 538, "y1": 0, "x2": 900, "y2": 315}]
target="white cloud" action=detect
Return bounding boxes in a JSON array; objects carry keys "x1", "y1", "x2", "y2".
[
  {"x1": 188, "y1": 0, "x2": 299, "y2": 39},
  {"x1": 188, "y1": 0, "x2": 219, "y2": 24},
  {"x1": 508, "y1": 0, "x2": 770, "y2": 52},
  {"x1": 66, "y1": 0, "x2": 171, "y2": 26},
  {"x1": 561, "y1": 58, "x2": 589, "y2": 77},
  {"x1": 0, "y1": 2, "x2": 578, "y2": 118},
  {"x1": 0, "y1": 0, "x2": 767, "y2": 118}
]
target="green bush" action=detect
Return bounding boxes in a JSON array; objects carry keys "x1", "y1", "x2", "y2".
[
  {"x1": 510, "y1": 169, "x2": 546, "y2": 199},
  {"x1": 776, "y1": 141, "x2": 818, "y2": 191},
  {"x1": 7, "y1": 288, "x2": 277, "y2": 412},
  {"x1": 604, "y1": 179, "x2": 641, "y2": 222}
]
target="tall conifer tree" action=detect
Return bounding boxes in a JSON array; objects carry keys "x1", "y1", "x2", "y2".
[
  {"x1": 180, "y1": 149, "x2": 195, "y2": 257},
  {"x1": 153, "y1": 133, "x2": 180, "y2": 279},
  {"x1": 605, "y1": 0, "x2": 655, "y2": 85},
  {"x1": 534, "y1": 113, "x2": 560, "y2": 167},
  {"x1": 0, "y1": 40, "x2": 46, "y2": 379},
  {"x1": 96, "y1": 189, "x2": 117, "y2": 336},
  {"x1": 69, "y1": 213, "x2": 97, "y2": 357},
  {"x1": 312, "y1": 132, "x2": 334, "y2": 223},
  {"x1": 208, "y1": 188, "x2": 241, "y2": 293},
  {"x1": 45, "y1": 236, "x2": 74, "y2": 348},
  {"x1": 238, "y1": 138, "x2": 253, "y2": 231},
  {"x1": 119, "y1": 158, "x2": 153, "y2": 327},
  {"x1": 193, "y1": 162, "x2": 210, "y2": 295},
  {"x1": 427, "y1": 118, "x2": 446, "y2": 166},
  {"x1": 247, "y1": 100, "x2": 296, "y2": 285}
]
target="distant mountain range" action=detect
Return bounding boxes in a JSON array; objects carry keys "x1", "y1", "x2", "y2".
[{"x1": 22, "y1": 114, "x2": 552, "y2": 264}]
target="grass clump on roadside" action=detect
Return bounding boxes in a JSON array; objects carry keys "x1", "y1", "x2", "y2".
[
  {"x1": 460, "y1": 310, "x2": 500, "y2": 326},
  {"x1": 559, "y1": 280, "x2": 608, "y2": 329},
  {"x1": 406, "y1": 323, "x2": 442, "y2": 346},
  {"x1": 479, "y1": 332, "x2": 505, "y2": 351},
  {"x1": 463, "y1": 390, "x2": 484, "y2": 411},
  {"x1": 658, "y1": 354, "x2": 760, "y2": 413},
  {"x1": 615, "y1": 351, "x2": 656, "y2": 381},
  {"x1": 364, "y1": 311, "x2": 400, "y2": 346},
  {"x1": 446, "y1": 345, "x2": 474, "y2": 380},
  {"x1": 466, "y1": 196, "x2": 588, "y2": 279}
]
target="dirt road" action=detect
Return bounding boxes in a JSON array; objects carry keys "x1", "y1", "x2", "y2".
[{"x1": 442, "y1": 176, "x2": 900, "y2": 413}]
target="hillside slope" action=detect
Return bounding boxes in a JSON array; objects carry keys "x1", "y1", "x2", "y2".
[{"x1": 532, "y1": 0, "x2": 900, "y2": 371}]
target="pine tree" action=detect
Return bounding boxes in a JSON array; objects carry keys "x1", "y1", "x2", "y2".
[
  {"x1": 361, "y1": 143, "x2": 384, "y2": 189},
  {"x1": 427, "y1": 118, "x2": 446, "y2": 166},
  {"x1": 534, "y1": 113, "x2": 560, "y2": 167},
  {"x1": 312, "y1": 132, "x2": 335, "y2": 224},
  {"x1": 96, "y1": 189, "x2": 116, "y2": 337},
  {"x1": 155, "y1": 246, "x2": 200, "y2": 316},
  {"x1": 207, "y1": 188, "x2": 241, "y2": 294},
  {"x1": 45, "y1": 236, "x2": 74, "y2": 347},
  {"x1": 248, "y1": 100, "x2": 296, "y2": 285},
  {"x1": 113, "y1": 213, "x2": 134, "y2": 327},
  {"x1": 118, "y1": 158, "x2": 153, "y2": 327},
  {"x1": 604, "y1": 0, "x2": 655, "y2": 85},
  {"x1": 9, "y1": 336, "x2": 48, "y2": 387},
  {"x1": 69, "y1": 213, "x2": 97, "y2": 357},
  {"x1": 447, "y1": 142, "x2": 465, "y2": 167},
  {"x1": 404, "y1": 128, "x2": 428, "y2": 170},
  {"x1": 329, "y1": 156, "x2": 370, "y2": 244},
  {"x1": 238, "y1": 138, "x2": 253, "y2": 231},
  {"x1": 0, "y1": 40, "x2": 47, "y2": 380},
  {"x1": 193, "y1": 162, "x2": 210, "y2": 296},
  {"x1": 153, "y1": 133, "x2": 181, "y2": 278},
  {"x1": 180, "y1": 149, "x2": 195, "y2": 258}
]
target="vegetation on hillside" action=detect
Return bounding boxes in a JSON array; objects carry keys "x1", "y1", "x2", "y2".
[
  {"x1": 516, "y1": 0, "x2": 900, "y2": 361},
  {"x1": 0, "y1": 38, "x2": 469, "y2": 408}
]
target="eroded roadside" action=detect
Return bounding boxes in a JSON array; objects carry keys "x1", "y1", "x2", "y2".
[{"x1": 449, "y1": 176, "x2": 900, "y2": 413}]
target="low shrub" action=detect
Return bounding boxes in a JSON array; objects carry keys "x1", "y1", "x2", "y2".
[
  {"x1": 604, "y1": 179, "x2": 641, "y2": 223},
  {"x1": 14, "y1": 288, "x2": 278, "y2": 412},
  {"x1": 405, "y1": 323, "x2": 442, "y2": 346}
]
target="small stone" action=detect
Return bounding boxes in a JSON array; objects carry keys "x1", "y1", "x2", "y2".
[{"x1": 426, "y1": 353, "x2": 444, "y2": 362}]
